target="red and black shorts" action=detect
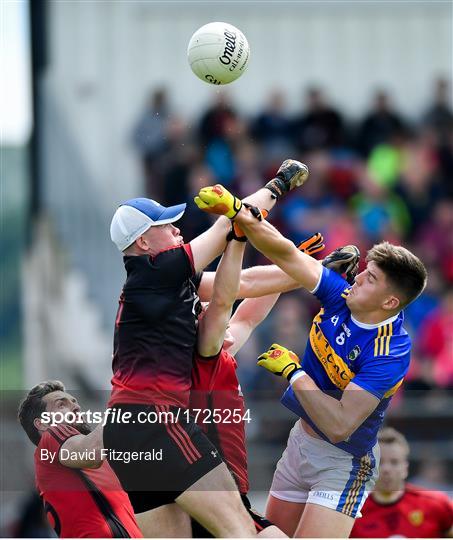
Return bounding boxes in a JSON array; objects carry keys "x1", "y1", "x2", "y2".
[{"x1": 103, "y1": 404, "x2": 223, "y2": 513}]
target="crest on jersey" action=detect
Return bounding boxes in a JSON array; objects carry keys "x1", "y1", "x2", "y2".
[
  {"x1": 408, "y1": 510, "x2": 424, "y2": 526},
  {"x1": 348, "y1": 345, "x2": 361, "y2": 362}
]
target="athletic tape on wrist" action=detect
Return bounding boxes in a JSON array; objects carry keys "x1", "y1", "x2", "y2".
[{"x1": 290, "y1": 370, "x2": 307, "y2": 385}]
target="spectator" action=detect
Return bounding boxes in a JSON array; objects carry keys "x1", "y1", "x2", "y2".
[
  {"x1": 198, "y1": 91, "x2": 238, "y2": 146},
  {"x1": 198, "y1": 92, "x2": 242, "y2": 184},
  {"x1": 416, "y1": 200, "x2": 453, "y2": 282},
  {"x1": 349, "y1": 167, "x2": 410, "y2": 242},
  {"x1": 423, "y1": 77, "x2": 453, "y2": 144},
  {"x1": 396, "y1": 131, "x2": 442, "y2": 237},
  {"x1": 366, "y1": 130, "x2": 408, "y2": 189},
  {"x1": 251, "y1": 89, "x2": 292, "y2": 159},
  {"x1": 277, "y1": 150, "x2": 340, "y2": 240},
  {"x1": 356, "y1": 89, "x2": 407, "y2": 157},
  {"x1": 291, "y1": 86, "x2": 346, "y2": 151},
  {"x1": 132, "y1": 87, "x2": 171, "y2": 199}
]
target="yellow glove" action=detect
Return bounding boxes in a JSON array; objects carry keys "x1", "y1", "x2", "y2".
[
  {"x1": 257, "y1": 343, "x2": 302, "y2": 380},
  {"x1": 194, "y1": 185, "x2": 242, "y2": 219}
]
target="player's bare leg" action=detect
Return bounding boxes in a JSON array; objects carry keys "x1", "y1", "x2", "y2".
[
  {"x1": 265, "y1": 495, "x2": 305, "y2": 537},
  {"x1": 176, "y1": 463, "x2": 256, "y2": 537},
  {"x1": 135, "y1": 503, "x2": 192, "y2": 538},
  {"x1": 294, "y1": 503, "x2": 355, "y2": 538}
]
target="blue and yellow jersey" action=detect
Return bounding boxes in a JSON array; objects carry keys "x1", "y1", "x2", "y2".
[{"x1": 281, "y1": 266, "x2": 411, "y2": 457}]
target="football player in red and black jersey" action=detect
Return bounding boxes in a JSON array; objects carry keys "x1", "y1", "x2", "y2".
[
  {"x1": 18, "y1": 380, "x2": 142, "y2": 538},
  {"x1": 105, "y1": 160, "x2": 309, "y2": 537},
  {"x1": 351, "y1": 427, "x2": 453, "y2": 538}
]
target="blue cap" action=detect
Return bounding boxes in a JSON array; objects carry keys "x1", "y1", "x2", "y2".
[{"x1": 110, "y1": 198, "x2": 186, "y2": 251}]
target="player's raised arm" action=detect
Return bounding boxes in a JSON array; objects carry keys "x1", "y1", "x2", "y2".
[
  {"x1": 199, "y1": 236, "x2": 358, "y2": 301},
  {"x1": 236, "y1": 206, "x2": 323, "y2": 291},
  {"x1": 190, "y1": 159, "x2": 309, "y2": 273},
  {"x1": 197, "y1": 240, "x2": 246, "y2": 357},
  {"x1": 194, "y1": 183, "x2": 323, "y2": 291}
]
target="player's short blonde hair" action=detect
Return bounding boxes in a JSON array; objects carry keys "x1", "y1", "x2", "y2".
[
  {"x1": 378, "y1": 427, "x2": 410, "y2": 457},
  {"x1": 366, "y1": 242, "x2": 427, "y2": 308}
]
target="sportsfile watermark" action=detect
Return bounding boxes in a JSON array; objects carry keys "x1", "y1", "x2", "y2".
[
  {"x1": 3, "y1": 388, "x2": 451, "y2": 493},
  {"x1": 40, "y1": 407, "x2": 252, "y2": 427}
]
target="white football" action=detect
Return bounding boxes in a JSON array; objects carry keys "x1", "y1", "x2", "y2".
[{"x1": 187, "y1": 22, "x2": 250, "y2": 85}]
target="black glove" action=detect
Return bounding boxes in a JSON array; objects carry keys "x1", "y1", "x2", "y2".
[
  {"x1": 322, "y1": 245, "x2": 360, "y2": 284},
  {"x1": 265, "y1": 159, "x2": 309, "y2": 200}
]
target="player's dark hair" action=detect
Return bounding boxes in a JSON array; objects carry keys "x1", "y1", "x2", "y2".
[
  {"x1": 366, "y1": 242, "x2": 427, "y2": 308},
  {"x1": 378, "y1": 427, "x2": 410, "y2": 456},
  {"x1": 18, "y1": 380, "x2": 65, "y2": 446}
]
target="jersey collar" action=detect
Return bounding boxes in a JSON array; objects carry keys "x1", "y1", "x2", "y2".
[{"x1": 351, "y1": 312, "x2": 399, "y2": 330}]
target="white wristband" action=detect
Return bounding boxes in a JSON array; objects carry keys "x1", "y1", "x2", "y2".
[{"x1": 289, "y1": 369, "x2": 307, "y2": 385}]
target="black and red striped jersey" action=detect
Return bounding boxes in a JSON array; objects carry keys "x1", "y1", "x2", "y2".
[
  {"x1": 35, "y1": 424, "x2": 142, "y2": 538},
  {"x1": 190, "y1": 348, "x2": 249, "y2": 494},
  {"x1": 108, "y1": 244, "x2": 202, "y2": 409}
]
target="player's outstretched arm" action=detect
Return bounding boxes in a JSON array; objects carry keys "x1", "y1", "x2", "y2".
[
  {"x1": 236, "y1": 207, "x2": 323, "y2": 291},
  {"x1": 198, "y1": 233, "x2": 327, "y2": 301},
  {"x1": 59, "y1": 423, "x2": 104, "y2": 469},
  {"x1": 197, "y1": 240, "x2": 246, "y2": 357},
  {"x1": 198, "y1": 263, "x2": 301, "y2": 301},
  {"x1": 190, "y1": 159, "x2": 309, "y2": 274},
  {"x1": 194, "y1": 185, "x2": 322, "y2": 291}
]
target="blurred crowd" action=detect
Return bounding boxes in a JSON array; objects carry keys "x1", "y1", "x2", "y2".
[{"x1": 132, "y1": 77, "x2": 453, "y2": 401}]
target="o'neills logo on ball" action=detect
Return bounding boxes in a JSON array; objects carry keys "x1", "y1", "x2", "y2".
[{"x1": 219, "y1": 29, "x2": 237, "y2": 65}]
